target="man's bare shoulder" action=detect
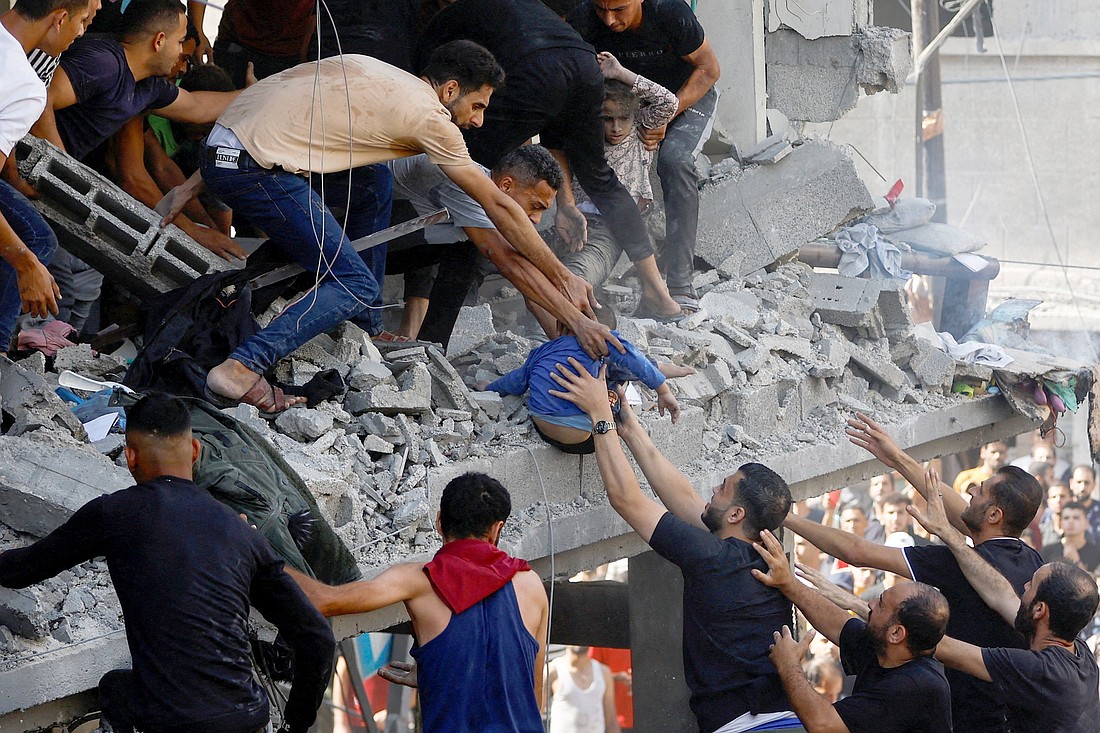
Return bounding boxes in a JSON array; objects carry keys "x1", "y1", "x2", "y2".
[{"x1": 512, "y1": 569, "x2": 548, "y2": 603}]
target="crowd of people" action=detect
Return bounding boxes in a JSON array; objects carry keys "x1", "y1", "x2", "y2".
[
  {"x1": 1, "y1": 0, "x2": 723, "y2": 406},
  {"x1": 3, "y1": 1, "x2": 1100, "y2": 733}
]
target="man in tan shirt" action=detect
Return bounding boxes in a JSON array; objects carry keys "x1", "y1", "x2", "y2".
[{"x1": 179, "y1": 41, "x2": 606, "y2": 412}]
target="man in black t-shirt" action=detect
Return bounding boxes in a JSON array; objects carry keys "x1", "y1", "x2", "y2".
[
  {"x1": 1042, "y1": 501, "x2": 1100, "y2": 572},
  {"x1": 787, "y1": 414, "x2": 1046, "y2": 732},
  {"x1": 419, "y1": 0, "x2": 683, "y2": 320},
  {"x1": 0, "y1": 394, "x2": 334, "y2": 733},
  {"x1": 569, "y1": 0, "x2": 721, "y2": 310},
  {"x1": 909, "y1": 478, "x2": 1100, "y2": 733},
  {"x1": 549, "y1": 361, "x2": 797, "y2": 733},
  {"x1": 31, "y1": 0, "x2": 246, "y2": 261},
  {"x1": 753, "y1": 530, "x2": 953, "y2": 733}
]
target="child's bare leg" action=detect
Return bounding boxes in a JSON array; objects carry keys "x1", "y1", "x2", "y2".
[
  {"x1": 396, "y1": 297, "x2": 430, "y2": 339},
  {"x1": 634, "y1": 256, "x2": 681, "y2": 316},
  {"x1": 658, "y1": 362, "x2": 696, "y2": 379}
]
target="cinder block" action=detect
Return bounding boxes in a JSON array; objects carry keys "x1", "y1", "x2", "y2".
[
  {"x1": 807, "y1": 272, "x2": 879, "y2": 327},
  {"x1": 17, "y1": 135, "x2": 226, "y2": 297},
  {"x1": 0, "y1": 587, "x2": 47, "y2": 639},
  {"x1": 908, "y1": 339, "x2": 956, "y2": 391},
  {"x1": 145, "y1": 228, "x2": 230, "y2": 286}
]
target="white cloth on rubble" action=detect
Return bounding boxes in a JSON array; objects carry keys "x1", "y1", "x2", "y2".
[{"x1": 833, "y1": 222, "x2": 908, "y2": 280}]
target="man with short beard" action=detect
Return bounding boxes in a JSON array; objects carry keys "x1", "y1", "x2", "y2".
[
  {"x1": 753, "y1": 530, "x2": 952, "y2": 733},
  {"x1": 549, "y1": 360, "x2": 797, "y2": 733},
  {"x1": 787, "y1": 414, "x2": 1045, "y2": 733},
  {"x1": 909, "y1": 473, "x2": 1100, "y2": 733}
]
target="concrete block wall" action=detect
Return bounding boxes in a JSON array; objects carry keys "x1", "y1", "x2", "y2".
[{"x1": 13, "y1": 136, "x2": 227, "y2": 298}]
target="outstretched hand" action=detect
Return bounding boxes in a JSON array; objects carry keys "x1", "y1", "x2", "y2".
[
  {"x1": 845, "y1": 413, "x2": 903, "y2": 468},
  {"x1": 907, "y1": 467, "x2": 953, "y2": 540},
  {"x1": 548, "y1": 358, "x2": 612, "y2": 420},
  {"x1": 378, "y1": 660, "x2": 418, "y2": 688},
  {"x1": 750, "y1": 529, "x2": 795, "y2": 591}
]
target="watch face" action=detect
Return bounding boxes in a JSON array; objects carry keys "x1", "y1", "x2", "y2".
[{"x1": 594, "y1": 420, "x2": 613, "y2": 435}]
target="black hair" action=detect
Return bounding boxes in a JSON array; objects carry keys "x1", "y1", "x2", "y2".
[
  {"x1": 13, "y1": 0, "x2": 89, "y2": 20},
  {"x1": 1060, "y1": 501, "x2": 1087, "y2": 517},
  {"x1": 1027, "y1": 460, "x2": 1053, "y2": 479},
  {"x1": 180, "y1": 64, "x2": 235, "y2": 93},
  {"x1": 493, "y1": 144, "x2": 564, "y2": 192},
  {"x1": 805, "y1": 657, "x2": 843, "y2": 686},
  {"x1": 989, "y1": 466, "x2": 1044, "y2": 537},
  {"x1": 734, "y1": 463, "x2": 791, "y2": 540},
  {"x1": 880, "y1": 492, "x2": 912, "y2": 508},
  {"x1": 422, "y1": 40, "x2": 505, "y2": 97},
  {"x1": 1034, "y1": 562, "x2": 1100, "y2": 642},
  {"x1": 117, "y1": 0, "x2": 185, "y2": 42},
  {"x1": 125, "y1": 392, "x2": 191, "y2": 438},
  {"x1": 602, "y1": 79, "x2": 639, "y2": 117},
  {"x1": 895, "y1": 582, "x2": 950, "y2": 656},
  {"x1": 439, "y1": 472, "x2": 511, "y2": 539},
  {"x1": 839, "y1": 503, "x2": 868, "y2": 519},
  {"x1": 184, "y1": 18, "x2": 199, "y2": 43}
]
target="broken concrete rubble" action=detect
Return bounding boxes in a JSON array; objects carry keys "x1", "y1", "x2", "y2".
[{"x1": 766, "y1": 26, "x2": 913, "y2": 123}]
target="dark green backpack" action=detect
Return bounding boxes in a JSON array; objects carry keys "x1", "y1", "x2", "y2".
[{"x1": 115, "y1": 391, "x2": 361, "y2": 585}]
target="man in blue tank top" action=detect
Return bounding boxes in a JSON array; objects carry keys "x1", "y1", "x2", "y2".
[{"x1": 289, "y1": 472, "x2": 548, "y2": 733}]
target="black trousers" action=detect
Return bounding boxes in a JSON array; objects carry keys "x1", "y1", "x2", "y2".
[
  {"x1": 462, "y1": 47, "x2": 655, "y2": 264},
  {"x1": 384, "y1": 240, "x2": 481, "y2": 348},
  {"x1": 98, "y1": 669, "x2": 266, "y2": 733}
]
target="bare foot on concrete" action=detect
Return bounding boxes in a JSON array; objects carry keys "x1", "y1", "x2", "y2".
[
  {"x1": 640, "y1": 292, "x2": 683, "y2": 318},
  {"x1": 658, "y1": 363, "x2": 696, "y2": 379},
  {"x1": 207, "y1": 359, "x2": 306, "y2": 413}
]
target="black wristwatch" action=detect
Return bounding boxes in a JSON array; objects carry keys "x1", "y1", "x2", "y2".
[{"x1": 593, "y1": 419, "x2": 616, "y2": 435}]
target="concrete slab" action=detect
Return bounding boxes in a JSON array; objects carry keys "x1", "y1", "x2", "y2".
[
  {"x1": 696, "y1": 140, "x2": 874, "y2": 277},
  {"x1": 0, "y1": 436, "x2": 131, "y2": 537},
  {"x1": 807, "y1": 271, "x2": 880, "y2": 327},
  {"x1": 767, "y1": 0, "x2": 855, "y2": 40}
]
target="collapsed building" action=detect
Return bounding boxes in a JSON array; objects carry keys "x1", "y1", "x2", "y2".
[{"x1": 1, "y1": 2, "x2": 1097, "y2": 732}]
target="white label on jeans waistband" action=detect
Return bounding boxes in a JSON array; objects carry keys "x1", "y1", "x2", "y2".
[{"x1": 214, "y1": 146, "x2": 242, "y2": 169}]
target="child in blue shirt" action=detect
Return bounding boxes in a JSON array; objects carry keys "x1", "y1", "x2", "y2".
[{"x1": 484, "y1": 311, "x2": 687, "y2": 454}]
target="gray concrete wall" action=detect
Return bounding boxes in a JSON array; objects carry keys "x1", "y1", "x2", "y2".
[{"x1": 812, "y1": 0, "x2": 1100, "y2": 334}]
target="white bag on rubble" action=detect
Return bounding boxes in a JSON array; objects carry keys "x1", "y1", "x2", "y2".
[
  {"x1": 888, "y1": 222, "x2": 986, "y2": 256},
  {"x1": 865, "y1": 198, "x2": 936, "y2": 233}
]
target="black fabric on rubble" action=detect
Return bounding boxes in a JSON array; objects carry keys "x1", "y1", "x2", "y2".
[
  {"x1": 124, "y1": 269, "x2": 260, "y2": 398},
  {"x1": 123, "y1": 267, "x2": 345, "y2": 406}
]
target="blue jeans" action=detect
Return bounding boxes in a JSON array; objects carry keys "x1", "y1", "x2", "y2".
[
  {"x1": 0, "y1": 180, "x2": 58, "y2": 350},
  {"x1": 201, "y1": 156, "x2": 392, "y2": 375}
]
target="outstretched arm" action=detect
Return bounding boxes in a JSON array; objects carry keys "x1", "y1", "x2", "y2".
[
  {"x1": 442, "y1": 163, "x2": 604, "y2": 334},
  {"x1": 285, "y1": 563, "x2": 427, "y2": 617},
  {"x1": 795, "y1": 562, "x2": 870, "y2": 621},
  {"x1": 465, "y1": 227, "x2": 622, "y2": 358},
  {"x1": 907, "y1": 468, "x2": 1022, "y2": 626},
  {"x1": 847, "y1": 413, "x2": 970, "y2": 536},
  {"x1": 930, "y1": 636, "x2": 992, "y2": 683},
  {"x1": 548, "y1": 360, "x2": 667, "y2": 541},
  {"x1": 783, "y1": 513, "x2": 911, "y2": 579},
  {"x1": 610, "y1": 395, "x2": 706, "y2": 529},
  {"x1": 751, "y1": 530, "x2": 852, "y2": 646}
]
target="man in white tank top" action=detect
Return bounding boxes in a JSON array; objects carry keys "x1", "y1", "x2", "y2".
[{"x1": 548, "y1": 645, "x2": 620, "y2": 733}]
